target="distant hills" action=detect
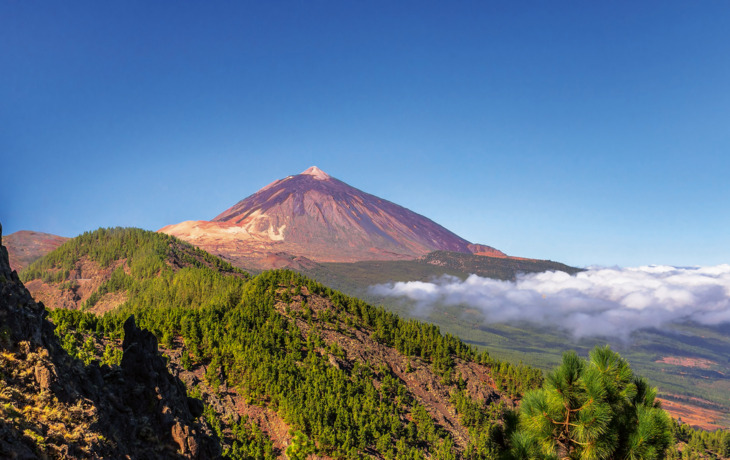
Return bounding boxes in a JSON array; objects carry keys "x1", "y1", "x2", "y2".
[
  {"x1": 299, "y1": 250, "x2": 581, "y2": 305},
  {"x1": 160, "y1": 166, "x2": 508, "y2": 270},
  {"x1": 3, "y1": 230, "x2": 68, "y2": 272}
]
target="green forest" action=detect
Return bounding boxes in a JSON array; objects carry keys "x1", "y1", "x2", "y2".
[{"x1": 21, "y1": 228, "x2": 729, "y2": 459}]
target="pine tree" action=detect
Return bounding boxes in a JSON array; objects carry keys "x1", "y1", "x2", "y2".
[
  {"x1": 514, "y1": 346, "x2": 673, "y2": 460},
  {"x1": 286, "y1": 431, "x2": 315, "y2": 460}
]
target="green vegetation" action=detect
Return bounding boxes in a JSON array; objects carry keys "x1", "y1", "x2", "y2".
[
  {"x1": 285, "y1": 431, "x2": 315, "y2": 460},
  {"x1": 513, "y1": 346, "x2": 673, "y2": 459},
  {"x1": 669, "y1": 423, "x2": 730, "y2": 459},
  {"x1": 54, "y1": 267, "x2": 540, "y2": 458},
  {"x1": 36, "y1": 228, "x2": 544, "y2": 458},
  {"x1": 420, "y1": 251, "x2": 581, "y2": 279},
  {"x1": 28, "y1": 227, "x2": 727, "y2": 459},
  {"x1": 303, "y1": 258, "x2": 730, "y2": 425},
  {"x1": 226, "y1": 415, "x2": 276, "y2": 459},
  {"x1": 49, "y1": 308, "x2": 124, "y2": 365},
  {"x1": 21, "y1": 227, "x2": 246, "y2": 284}
]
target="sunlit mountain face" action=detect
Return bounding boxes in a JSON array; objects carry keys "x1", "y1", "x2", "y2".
[{"x1": 160, "y1": 166, "x2": 504, "y2": 270}]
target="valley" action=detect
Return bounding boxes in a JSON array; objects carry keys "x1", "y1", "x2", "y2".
[{"x1": 297, "y1": 256, "x2": 730, "y2": 431}]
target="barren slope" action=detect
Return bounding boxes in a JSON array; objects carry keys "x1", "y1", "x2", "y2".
[
  {"x1": 160, "y1": 167, "x2": 505, "y2": 270},
  {"x1": 4, "y1": 230, "x2": 69, "y2": 272}
]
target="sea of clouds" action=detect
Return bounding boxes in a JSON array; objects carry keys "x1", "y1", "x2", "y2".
[{"x1": 369, "y1": 265, "x2": 730, "y2": 340}]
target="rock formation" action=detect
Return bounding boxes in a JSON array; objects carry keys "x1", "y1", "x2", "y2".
[{"x1": 0, "y1": 222, "x2": 220, "y2": 459}]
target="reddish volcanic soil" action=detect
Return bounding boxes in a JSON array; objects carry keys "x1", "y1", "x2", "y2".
[
  {"x1": 656, "y1": 356, "x2": 717, "y2": 370},
  {"x1": 655, "y1": 356, "x2": 729, "y2": 429},
  {"x1": 24, "y1": 257, "x2": 129, "y2": 312},
  {"x1": 4, "y1": 230, "x2": 69, "y2": 272},
  {"x1": 160, "y1": 166, "x2": 506, "y2": 270},
  {"x1": 659, "y1": 396, "x2": 729, "y2": 431}
]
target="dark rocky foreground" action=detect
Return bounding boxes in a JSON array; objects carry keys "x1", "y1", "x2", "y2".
[{"x1": 0, "y1": 223, "x2": 220, "y2": 459}]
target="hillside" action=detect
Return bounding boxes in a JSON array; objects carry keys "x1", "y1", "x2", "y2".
[
  {"x1": 14, "y1": 227, "x2": 729, "y2": 458},
  {"x1": 302, "y1": 250, "x2": 580, "y2": 298},
  {"x1": 3, "y1": 230, "x2": 68, "y2": 272},
  {"x1": 420, "y1": 251, "x2": 581, "y2": 279},
  {"x1": 297, "y1": 253, "x2": 730, "y2": 432},
  {"x1": 0, "y1": 225, "x2": 220, "y2": 458},
  {"x1": 19, "y1": 227, "x2": 543, "y2": 458},
  {"x1": 20, "y1": 227, "x2": 247, "y2": 313},
  {"x1": 160, "y1": 167, "x2": 506, "y2": 270}
]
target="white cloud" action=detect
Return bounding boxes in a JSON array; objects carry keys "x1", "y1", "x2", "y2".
[{"x1": 369, "y1": 265, "x2": 730, "y2": 339}]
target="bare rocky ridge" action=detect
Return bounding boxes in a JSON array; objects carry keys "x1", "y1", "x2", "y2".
[
  {"x1": 160, "y1": 166, "x2": 505, "y2": 270},
  {"x1": 0, "y1": 223, "x2": 220, "y2": 459}
]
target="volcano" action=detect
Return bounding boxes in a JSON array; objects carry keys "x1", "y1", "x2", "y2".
[{"x1": 160, "y1": 166, "x2": 505, "y2": 269}]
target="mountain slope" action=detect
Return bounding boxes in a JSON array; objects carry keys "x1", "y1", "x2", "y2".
[
  {"x1": 160, "y1": 166, "x2": 505, "y2": 269},
  {"x1": 300, "y1": 251, "x2": 581, "y2": 307},
  {"x1": 20, "y1": 227, "x2": 247, "y2": 313},
  {"x1": 19, "y1": 226, "x2": 543, "y2": 458},
  {"x1": 0, "y1": 224, "x2": 219, "y2": 459},
  {"x1": 4, "y1": 230, "x2": 69, "y2": 272},
  {"x1": 14, "y1": 227, "x2": 729, "y2": 456}
]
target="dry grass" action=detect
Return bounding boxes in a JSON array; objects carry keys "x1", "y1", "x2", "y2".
[{"x1": 0, "y1": 343, "x2": 101, "y2": 458}]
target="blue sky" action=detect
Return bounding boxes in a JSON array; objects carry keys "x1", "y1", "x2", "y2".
[{"x1": 2, "y1": 1, "x2": 728, "y2": 267}]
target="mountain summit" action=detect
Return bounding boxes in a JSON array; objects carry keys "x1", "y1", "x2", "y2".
[
  {"x1": 160, "y1": 167, "x2": 504, "y2": 269},
  {"x1": 299, "y1": 165, "x2": 330, "y2": 180}
]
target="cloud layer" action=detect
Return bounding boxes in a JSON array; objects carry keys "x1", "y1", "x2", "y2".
[{"x1": 370, "y1": 265, "x2": 730, "y2": 339}]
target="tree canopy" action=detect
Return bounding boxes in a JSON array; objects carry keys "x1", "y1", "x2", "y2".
[{"x1": 514, "y1": 346, "x2": 673, "y2": 460}]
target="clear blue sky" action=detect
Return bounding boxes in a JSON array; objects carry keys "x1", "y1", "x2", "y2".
[{"x1": 2, "y1": 1, "x2": 728, "y2": 267}]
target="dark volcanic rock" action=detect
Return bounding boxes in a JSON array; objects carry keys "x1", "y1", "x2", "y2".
[
  {"x1": 0, "y1": 222, "x2": 221, "y2": 459},
  {"x1": 119, "y1": 315, "x2": 219, "y2": 458}
]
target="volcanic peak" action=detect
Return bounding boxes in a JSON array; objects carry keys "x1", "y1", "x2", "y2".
[
  {"x1": 160, "y1": 168, "x2": 507, "y2": 268},
  {"x1": 300, "y1": 166, "x2": 330, "y2": 180}
]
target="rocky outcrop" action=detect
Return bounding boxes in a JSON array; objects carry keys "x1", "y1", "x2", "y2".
[
  {"x1": 0, "y1": 222, "x2": 220, "y2": 459},
  {"x1": 119, "y1": 314, "x2": 218, "y2": 458},
  {"x1": 0, "y1": 223, "x2": 54, "y2": 353}
]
